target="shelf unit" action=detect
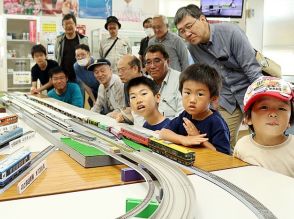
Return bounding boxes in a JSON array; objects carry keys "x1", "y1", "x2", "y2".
[{"x1": 0, "y1": 15, "x2": 40, "y2": 92}]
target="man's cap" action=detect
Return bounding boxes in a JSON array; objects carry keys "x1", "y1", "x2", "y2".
[
  {"x1": 244, "y1": 76, "x2": 293, "y2": 112},
  {"x1": 104, "y1": 16, "x2": 121, "y2": 30},
  {"x1": 87, "y1": 58, "x2": 111, "y2": 71}
]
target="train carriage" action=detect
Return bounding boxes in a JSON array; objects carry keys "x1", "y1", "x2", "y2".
[
  {"x1": 0, "y1": 114, "x2": 18, "y2": 126},
  {"x1": 120, "y1": 127, "x2": 150, "y2": 146},
  {"x1": 149, "y1": 137, "x2": 195, "y2": 165},
  {"x1": 0, "y1": 151, "x2": 31, "y2": 186}
]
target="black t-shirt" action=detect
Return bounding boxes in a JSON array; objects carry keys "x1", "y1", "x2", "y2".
[
  {"x1": 61, "y1": 35, "x2": 79, "y2": 82},
  {"x1": 31, "y1": 59, "x2": 59, "y2": 91}
]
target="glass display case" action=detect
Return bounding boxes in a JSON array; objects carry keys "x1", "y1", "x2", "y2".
[
  {"x1": 91, "y1": 28, "x2": 146, "y2": 58},
  {"x1": 0, "y1": 15, "x2": 40, "y2": 92}
]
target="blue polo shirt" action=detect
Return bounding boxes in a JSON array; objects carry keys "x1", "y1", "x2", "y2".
[
  {"x1": 48, "y1": 82, "x2": 84, "y2": 108},
  {"x1": 166, "y1": 110, "x2": 231, "y2": 155}
]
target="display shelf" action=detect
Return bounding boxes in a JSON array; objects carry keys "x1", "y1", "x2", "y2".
[{"x1": 0, "y1": 15, "x2": 40, "y2": 92}]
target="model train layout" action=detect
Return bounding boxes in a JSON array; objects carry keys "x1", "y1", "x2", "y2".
[
  {"x1": 27, "y1": 95, "x2": 196, "y2": 166},
  {"x1": 0, "y1": 94, "x2": 279, "y2": 219}
]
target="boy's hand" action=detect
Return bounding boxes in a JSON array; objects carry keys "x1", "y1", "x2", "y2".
[
  {"x1": 30, "y1": 87, "x2": 39, "y2": 94},
  {"x1": 183, "y1": 117, "x2": 200, "y2": 136},
  {"x1": 179, "y1": 134, "x2": 208, "y2": 147}
]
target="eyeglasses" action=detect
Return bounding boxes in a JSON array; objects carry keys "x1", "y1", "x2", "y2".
[
  {"x1": 178, "y1": 20, "x2": 197, "y2": 37},
  {"x1": 145, "y1": 58, "x2": 163, "y2": 67},
  {"x1": 118, "y1": 66, "x2": 132, "y2": 73}
]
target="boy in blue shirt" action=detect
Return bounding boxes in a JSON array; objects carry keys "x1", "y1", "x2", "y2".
[
  {"x1": 127, "y1": 76, "x2": 170, "y2": 131},
  {"x1": 159, "y1": 64, "x2": 231, "y2": 154},
  {"x1": 48, "y1": 66, "x2": 84, "y2": 108}
]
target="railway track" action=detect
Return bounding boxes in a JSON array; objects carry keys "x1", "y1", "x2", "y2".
[
  {"x1": 126, "y1": 150, "x2": 196, "y2": 219},
  {"x1": 1, "y1": 94, "x2": 279, "y2": 219}
]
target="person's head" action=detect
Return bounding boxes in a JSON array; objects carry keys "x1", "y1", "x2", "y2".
[
  {"x1": 105, "y1": 16, "x2": 121, "y2": 38},
  {"x1": 152, "y1": 15, "x2": 168, "y2": 40},
  {"x1": 75, "y1": 44, "x2": 91, "y2": 67},
  {"x1": 144, "y1": 44, "x2": 169, "y2": 85},
  {"x1": 49, "y1": 66, "x2": 68, "y2": 93},
  {"x1": 174, "y1": 4, "x2": 210, "y2": 45},
  {"x1": 62, "y1": 13, "x2": 77, "y2": 35},
  {"x1": 87, "y1": 58, "x2": 112, "y2": 87},
  {"x1": 117, "y1": 54, "x2": 141, "y2": 83},
  {"x1": 31, "y1": 44, "x2": 47, "y2": 66},
  {"x1": 143, "y1": 17, "x2": 154, "y2": 37},
  {"x1": 243, "y1": 76, "x2": 294, "y2": 136},
  {"x1": 127, "y1": 76, "x2": 160, "y2": 119},
  {"x1": 179, "y1": 64, "x2": 222, "y2": 119}
]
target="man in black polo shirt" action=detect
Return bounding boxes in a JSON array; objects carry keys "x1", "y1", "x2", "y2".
[{"x1": 30, "y1": 44, "x2": 59, "y2": 94}]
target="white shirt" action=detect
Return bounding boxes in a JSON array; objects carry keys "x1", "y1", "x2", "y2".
[
  {"x1": 234, "y1": 134, "x2": 294, "y2": 177},
  {"x1": 158, "y1": 68, "x2": 184, "y2": 119}
]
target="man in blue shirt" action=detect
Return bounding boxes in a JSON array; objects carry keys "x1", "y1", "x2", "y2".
[
  {"x1": 174, "y1": 4, "x2": 262, "y2": 148},
  {"x1": 74, "y1": 44, "x2": 99, "y2": 107},
  {"x1": 48, "y1": 66, "x2": 83, "y2": 108}
]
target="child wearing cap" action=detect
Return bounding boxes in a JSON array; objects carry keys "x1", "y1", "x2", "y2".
[
  {"x1": 88, "y1": 58, "x2": 125, "y2": 115},
  {"x1": 127, "y1": 76, "x2": 170, "y2": 131},
  {"x1": 234, "y1": 76, "x2": 294, "y2": 177},
  {"x1": 159, "y1": 64, "x2": 231, "y2": 155}
]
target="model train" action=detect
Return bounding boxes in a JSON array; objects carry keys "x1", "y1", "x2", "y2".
[
  {"x1": 120, "y1": 127, "x2": 195, "y2": 166},
  {"x1": 0, "y1": 127, "x2": 23, "y2": 148},
  {"x1": 0, "y1": 114, "x2": 18, "y2": 126},
  {"x1": 27, "y1": 95, "x2": 195, "y2": 166},
  {"x1": 0, "y1": 150, "x2": 31, "y2": 186}
]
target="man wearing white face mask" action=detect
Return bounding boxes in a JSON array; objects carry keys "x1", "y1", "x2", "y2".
[
  {"x1": 139, "y1": 17, "x2": 154, "y2": 67},
  {"x1": 73, "y1": 44, "x2": 99, "y2": 107}
]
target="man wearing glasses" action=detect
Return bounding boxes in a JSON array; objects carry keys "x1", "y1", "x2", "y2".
[
  {"x1": 174, "y1": 4, "x2": 262, "y2": 148},
  {"x1": 145, "y1": 44, "x2": 184, "y2": 119},
  {"x1": 148, "y1": 15, "x2": 189, "y2": 72}
]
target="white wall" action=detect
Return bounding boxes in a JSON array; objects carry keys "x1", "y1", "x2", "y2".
[
  {"x1": 263, "y1": 0, "x2": 294, "y2": 47},
  {"x1": 245, "y1": 0, "x2": 264, "y2": 51},
  {"x1": 263, "y1": 0, "x2": 294, "y2": 75}
]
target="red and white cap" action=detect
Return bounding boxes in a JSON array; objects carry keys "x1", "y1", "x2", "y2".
[{"x1": 244, "y1": 76, "x2": 293, "y2": 112}]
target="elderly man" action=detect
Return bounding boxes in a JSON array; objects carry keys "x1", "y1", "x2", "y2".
[
  {"x1": 145, "y1": 44, "x2": 184, "y2": 119},
  {"x1": 174, "y1": 4, "x2": 263, "y2": 147},
  {"x1": 55, "y1": 13, "x2": 88, "y2": 82},
  {"x1": 88, "y1": 58, "x2": 125, "y2": 115},
  {"x1": 99, "y1": 16, "x2": 132, "y2": 75},
  {"x1": 112, "y1": 54, "x2": 144, "y2": 123},
  {"x1": 148, "y1": 15, "x2": 189, "y2": 72}
]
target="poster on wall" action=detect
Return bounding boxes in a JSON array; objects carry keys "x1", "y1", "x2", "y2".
[
  {"x1": 4, "y1": 0, "x2": 41, "y2": 15},
  {"x1": 42, "y1": 0, "x2": 78, "y2": 16},
  {"x1": 78, "y1": 0, "x2": 112, "y2": 19},
  {"x1": 112, "y1": 0, "x2": 152, "y2": 23}
]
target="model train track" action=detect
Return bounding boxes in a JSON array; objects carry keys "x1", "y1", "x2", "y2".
[
  {"x1": 3, "y1": 97, "x2": 158, "y2": 219},
  {"x1": 2, "y1": 94, "x2": 278, "y2": 218},
  {"x1": 125, "y1": 150, "x2": 196, "y2": 219}
]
